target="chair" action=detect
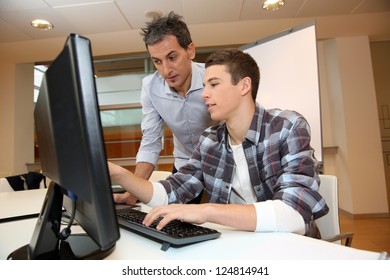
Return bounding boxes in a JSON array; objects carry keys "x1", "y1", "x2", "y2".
[
  {"x1": 0, "y1": 172, "x2": 46, "y2": 193},
  {"x1": 316, "y1": 174, "x2": 354, "y2": 246},
  {"x1": 0, "y1": 178, "x2": 13, "y2": 192},
  {"x1": 149, "y1": 171, "x2": 172, "y2": 182}
]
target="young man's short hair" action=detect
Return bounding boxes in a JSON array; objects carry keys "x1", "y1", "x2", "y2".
[{"x1": 205, "y1": 49, "x2": 260, "y2": 101}]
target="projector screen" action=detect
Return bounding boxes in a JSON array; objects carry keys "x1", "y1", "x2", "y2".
[{"x1": 241, "y1": 21, "x2": 322, "y2": 162}]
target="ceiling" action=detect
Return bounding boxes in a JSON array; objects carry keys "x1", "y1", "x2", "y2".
[{"x1": 0, "y1": 0, "x2": 390, "y2": 63}]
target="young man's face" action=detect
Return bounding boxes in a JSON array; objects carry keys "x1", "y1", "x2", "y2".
[
  {"x1": 202, "y1": 65, "x2": 244, "y2": 122},
  {"x1": 147, "y1": 35, "x2": 195, "y2": 95}
]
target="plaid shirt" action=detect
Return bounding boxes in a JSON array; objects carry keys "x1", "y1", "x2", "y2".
[{"x1": 160, "y1": 103, "x2": 329, "y2": 237}]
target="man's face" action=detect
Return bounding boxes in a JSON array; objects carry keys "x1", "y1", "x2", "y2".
[
  {"x1": 148, "y1": 35, "x2": 195, "y2": 95},
  {"x1": 202, "y1": 65, "x2": 243, "y2": 122}
]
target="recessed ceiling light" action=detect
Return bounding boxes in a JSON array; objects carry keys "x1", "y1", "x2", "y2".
[
  {"x1": 30, "y1": 19, "x2": 54, "y2": 31},
  {"x1": 262, "y1": 0, "x2": 285, "y2": 11},
  {"x1": 144, "y1": 10, "x2": 163, "y2": 19}
]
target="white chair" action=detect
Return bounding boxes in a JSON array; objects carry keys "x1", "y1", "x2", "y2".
[
  {"x1": 316, "y1": 174, "x2": 354, "y2": 246},
  {"x1": 149, "y1": 171, "x2": 172, "y2": 182},
  {"x1": 0, "y1": 177, "x2": 14, "y2": 192}
]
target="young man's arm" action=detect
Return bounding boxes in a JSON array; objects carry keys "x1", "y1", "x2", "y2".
[
  {"x1": 143, "y1": 203, "x2": 257, "y2": 231},
  {"x1": 112, "y1": 162, "x2": 155, "y2": 205},
  {"x1": 109, "y1": 162, "x2": 154, "y2": 204}
]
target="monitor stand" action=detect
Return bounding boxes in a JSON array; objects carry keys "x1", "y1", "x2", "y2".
[
  {"x1": 7, "y1": 183, "x2": 115, "y2": 260},
  {"x1": 8, "y1": 235, "x2": 116, "y2": 260}
]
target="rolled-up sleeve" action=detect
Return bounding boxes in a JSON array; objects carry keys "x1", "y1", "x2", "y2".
[{"x1": 136, "y1": 79, "x2": 164, "y2": 166}]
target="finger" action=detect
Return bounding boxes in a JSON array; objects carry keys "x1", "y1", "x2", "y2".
[
  {"x1": 113, "y1": 193, "x2": 124, "y2": 204},
  {"x1": 155, "y1": 215, "x2": 174, "y2": 230},
  {"x1": 143, "y1": 208, "x2": 163, "y2": 227},
  {"x1": 125, "y1": 195, "x2": 138, "y2": 205},
  {"x1": 113, "y1": 192, "x2": 135, "y2": 205}
]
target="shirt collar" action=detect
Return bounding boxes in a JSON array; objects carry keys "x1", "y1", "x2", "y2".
[
  {"x1": 162, "y1": 61, "x2": 203, "y2": 96},
  {"x1": 218, "y1": 102, "x2": 264, "y2": 149},
  {"x1": 246, "y1": 102, "x2": 264, "y2": 146}
]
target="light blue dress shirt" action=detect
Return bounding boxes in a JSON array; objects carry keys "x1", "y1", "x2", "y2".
[{"x1": 136, "y1": 62, "x2": 215, "y2": 169}]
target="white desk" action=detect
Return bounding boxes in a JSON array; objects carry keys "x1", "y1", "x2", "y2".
[
  {"x1": 0, "y1": 189, "x2": 388, "y2": 260},
  {"x1": 0, "y1": 188, "x2": 46, "y2": 221}
]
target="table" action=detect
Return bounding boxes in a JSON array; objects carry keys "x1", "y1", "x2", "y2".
[{"x1": 0, "y1": 189, "x2": 388, "y2": 260}]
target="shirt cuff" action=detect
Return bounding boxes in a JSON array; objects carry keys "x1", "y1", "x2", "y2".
[
  {"x1": 136, "y1": 150, "x2": 160, "y2": 166},
  {"x1": 146, "y1": 182, "x2": 169, "y2": 207},
  {"x1": 253, "y1": 200, "x2": 305, "y2": 234}
]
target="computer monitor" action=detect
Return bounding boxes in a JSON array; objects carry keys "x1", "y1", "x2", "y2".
[{"x1": 8, "y1": 34, "x2": 120, "y2": 260}]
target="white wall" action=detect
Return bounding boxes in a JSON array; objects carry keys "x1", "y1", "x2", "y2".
[
  {"x1": 0, "y1": 64, "x2": 16, "y2": 174},
  {"x1": 371, "y1": 41, "x2": 390, "y2": 215},
  {"x1": 319, "y1": 36, "x2": 388, "y2": 215},
  {"x1": 0, "y1": 63, "x2": 35, "y2": 175}
]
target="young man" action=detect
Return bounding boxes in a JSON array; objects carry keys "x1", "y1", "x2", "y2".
[
  {"x1": 114, "y1": 12, "x2": 215, "y2": 205},
  {"x1": 109, "y1": 49, "x2": 329, "y2": 238}
]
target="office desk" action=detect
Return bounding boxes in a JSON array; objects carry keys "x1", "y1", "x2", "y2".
[
  {"x1": 0, "y1": 188, "x2": 45, "y2": 221},
  {"x1": 0, "y1": 189, "x2": 388, "y2": 260}
]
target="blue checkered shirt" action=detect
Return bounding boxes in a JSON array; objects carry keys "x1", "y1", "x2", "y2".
[{"x1": 160, "y1": 103, "x2": 329, "y2": 237}]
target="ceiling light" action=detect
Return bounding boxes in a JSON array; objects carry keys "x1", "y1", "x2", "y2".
[
  {"x1": 262, "y1": 0, "x2": 285, "y2": 11},
  {"x1": 144, "y1": 10, "x2": 163, "y2": 19},
  {"x1": 30, "y1": 19, "x2": 54, "y2": 31}
]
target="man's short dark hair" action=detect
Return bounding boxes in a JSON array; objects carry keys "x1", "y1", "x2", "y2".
[
  {"x1": 205, "y1": 49, "x2": 260, "y2": 101},
  {"x1": 141, "y1": 11, "x2": 192, "y2": 49}
]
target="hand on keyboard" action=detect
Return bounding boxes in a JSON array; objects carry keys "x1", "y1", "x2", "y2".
[
  {"x1": 116, "y1": 207, "x2": 221, "y2": 251},
  {"x1": 113, "y1": 191, "x2": 138, "y2": 205},
  {"x1": 143, "y1": 203, "x2": 208, "y2": 230}
]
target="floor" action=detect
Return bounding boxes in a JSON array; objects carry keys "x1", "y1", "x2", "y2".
[{"x1": 339, "y1": 211, "x2": 390, "y2": 254}]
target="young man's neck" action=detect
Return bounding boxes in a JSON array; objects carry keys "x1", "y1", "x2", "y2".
[{"x1": 226, "y1": 103, "x2": 256, "y2": 145}]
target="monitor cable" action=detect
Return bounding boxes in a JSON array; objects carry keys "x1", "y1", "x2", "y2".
[{"x1": 58, "y1": 198, "x2": 76, "y2": 240}]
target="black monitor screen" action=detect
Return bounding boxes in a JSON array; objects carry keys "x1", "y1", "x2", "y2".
[{"x1": 9, "y1": 34, "x2": 120, "y2": 260}]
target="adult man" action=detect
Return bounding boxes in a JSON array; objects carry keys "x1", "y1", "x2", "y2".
[
  {"x1": 109, "y1": 48, "x2": 328, "y2": 238},
  {"x1": 114, "y1": 12, "x2": 214, "y2": 205}
]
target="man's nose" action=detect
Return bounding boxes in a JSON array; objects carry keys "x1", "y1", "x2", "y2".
[{"x1": 161, "y1": 61, "x2": 172, "y2": 76}]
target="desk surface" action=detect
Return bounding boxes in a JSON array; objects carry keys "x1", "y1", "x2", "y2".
[
  {"x1": 0, "y1": 189, "x2": 387, "y2": 260},
  {"x1": 0, "y1": 188, "x2": 45, "y2": 221}
]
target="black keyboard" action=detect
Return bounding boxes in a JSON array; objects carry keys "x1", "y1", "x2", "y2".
[{"x1": 116, "y1": 207, "x2": 221, "y2": 251}]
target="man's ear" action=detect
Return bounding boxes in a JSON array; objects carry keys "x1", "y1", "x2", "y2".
[
  {"x1": 241, "y1": 77, "x2": 252, "y2": 97},
  {"x1": 187, "y1": 42, "x2": 196, "y2": 60}
]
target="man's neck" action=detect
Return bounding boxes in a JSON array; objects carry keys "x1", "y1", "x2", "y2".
[
  {"x1": 174, "y1": 87, "x2": 188, "y2": 97},
  {"x1": 173, "y1": 73, "x2": 192, "y2": 97}
]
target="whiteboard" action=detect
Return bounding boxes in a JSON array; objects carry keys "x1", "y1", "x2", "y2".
[{"x1": 241, "y1": 21, "x2": 322, "y2": 162}]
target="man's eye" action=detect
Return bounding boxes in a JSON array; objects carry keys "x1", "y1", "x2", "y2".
[{"x1": 153, "y1": 60, "x2": 161, "y2": 65}]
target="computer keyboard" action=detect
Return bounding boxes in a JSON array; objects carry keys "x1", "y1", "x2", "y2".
[{"x1": 116, "y1": 207, "x2": 221, "y2": 251}]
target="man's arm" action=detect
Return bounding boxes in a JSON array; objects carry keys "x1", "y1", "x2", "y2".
[
  {"x1": 134, "y1": 162, "x2": 155, "y2": 179},
  {"x1": 113, "y1": 78, "x2": 162, "y2": 205}
]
